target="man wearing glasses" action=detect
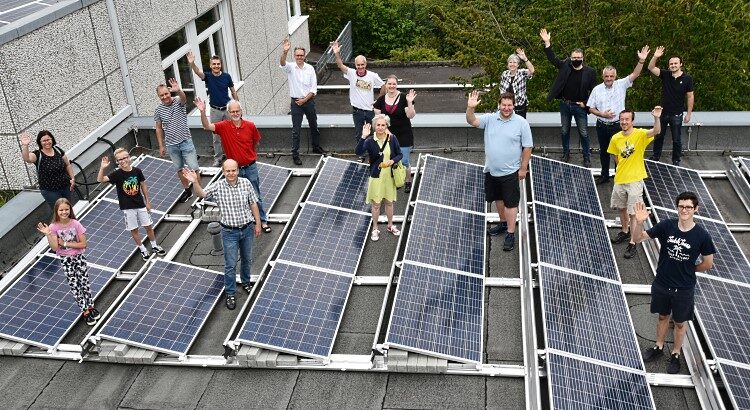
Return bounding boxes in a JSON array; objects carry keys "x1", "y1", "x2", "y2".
[
  {"x1": 539, "y1": 28, "x2": 596, "y2": 167},
  {"x1": 279, "y1": 38, "x2": 326, "y2": 166},
  {"x1": 195, "y1": 98, "x2": 271, "y2": 233},
  {"x1": 630, "y1": 193, "x2": 715, "y2": 374}
]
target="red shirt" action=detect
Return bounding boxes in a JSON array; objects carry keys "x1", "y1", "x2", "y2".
[{"x1": 213, "y1": 119, "x2": 261, "y2": 165}]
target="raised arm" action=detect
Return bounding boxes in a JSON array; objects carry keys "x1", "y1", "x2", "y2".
[
  {"x1": 628, "y1": 45, "x2": 649, "y2": 82},
  {"x1": 630, "y1": 202, "x2": 652, "y2": 243},
  {"x1": 331, "y1": 41, "x2": 349, "y2": 74},
  {"x1": 182, "y1": 169, "x2": 207, "y2": 198},
  {"x1": 646, "y1": 106, "x2": 663, "y2": 137},
  {"x1": 194, "y1": 97, "x2": 216, "y2": 132},
  {"x1": 516, "y1": 48, "x2": 535, "y2": 76},
  {"x1": 648, "y1": 46, "x2": 663, "y2": 76},
  {"x1": 465, "y1": 90, "x2": 481, "y2": 128},
  {"x1": 19, "y1": 132, "x2": 37, "y2": 164},
  {"x1": 539, "y1": 28, "x2": 563, "y2": 68},
  {"x1": 167, "y1": 77, "x2": 187, "y2": 104},
  {"x1": 187, "y1": 51, "x2": 205, "y2": 80},
  {"x1": 405, "y1": 89, "x2": 417, "y2": 119},
  {"x1": 279, "y1": 38, "x2": 290, "y2": 66},
  {"x1": 96, "y1": 156, "x2": 110, "y2": 183}
]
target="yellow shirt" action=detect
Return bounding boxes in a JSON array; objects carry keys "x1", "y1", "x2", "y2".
[{"x1": 607, "y1": 128, "x2": 654, "y2": 185}]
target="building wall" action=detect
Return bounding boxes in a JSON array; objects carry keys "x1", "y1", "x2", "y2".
[{"x1": 0, "y1": 0, "x2": 307, "y2": 189}]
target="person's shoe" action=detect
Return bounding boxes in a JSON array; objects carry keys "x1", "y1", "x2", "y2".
[
  {"x1": 178, "y1": 187, "x2": 192, "y2": 203},
  {"x1": 624, "y1": 243, "x2": 638, "y2": 259},
  {"x1": 140, "y1": 250, "x2": 151, "y2": 261},
  {"x1": 241, "y1": 283, "x2": 252, "y2": 294},
  {"x1": 386, "y1": 225, "x2": 401, "y2": 236},
  {"x1": 648, "y1": 156, "x2": 659, "y2": 162},
  {"x1": 667, "y1": 353, "x2": 681, "y2": 374},
  {"x1": 597, "y1": 176, "x2": 610, "y2": 184},
  {"x1": 404, "y1": 181, "x2": 412, "y2": 194},
  {"x1": 672, "y1": 160, "x2": 681, "y2": 166},
  {"x1": 488, "y1": 222, "x2": 508, "y2": 236},
  {"x1": 503, "y1": 233, "x2": 516, "y2": 251},
  {"x1": 293, "y1": 156, "x2": 303, "y2": 166},
  {"x1": 370, "y1": 229, "x2": 380, "y2": 242},
  {"x1": 358, "y1": 156, "x2": 367, "y2": 163},
  {"x1": 642, "y1": 345, "x2": 664, "y2": 362},
  {"x1": 88, "y1": 307, "x2": 101, "y2": 320},
  {"x1": 83, "y1": 310, "x2": 97, "y2": 326},
  {"x1": 225, "y1": 295, "x2": 236, "y2": 310},
  {"x1": 151, "y1": 245, "x2": 166, "y2": 256},
  {"x1": 611, "y1": 230, "x2": 630, "y2": 244},
  {"x1": 560, "y1": 153, "x2": 570, "y2": 163},
  {"x1": 312, "y1": 146, "x2": 328, "y2": 155},
  {"x1": 583, "y1": 159, "x2": 592, "y2": 168}
]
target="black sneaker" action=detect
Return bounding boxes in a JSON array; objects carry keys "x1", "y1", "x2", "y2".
[
  {"x1": 312, "y1": 146, "x2": 328, "y2": 155},
  {"x1": 178, "y1": 187, "x2": 192, "y2": 203},
  {"x1": 611, "y1": 230, "x2": 630, "y2": 244},
  {"x1": 596, "y1": 176, "x2": 609, "y2": 184},
  {"x1": 140, "y1": 250, "x2": 151, "y2": 261},
  {"x1": 88, "y1": 307, "x2": 101, "y2": 320},
  {"x1": 560, "y1": 153, "x2": 570, "y2": 163},
  {"x1": 151, "y1": 245, "x2": 166, "y2": 256},
  {"x1": 83, "y1": 310, "x2": 97, "y2": 326},
  {"x1": 624, "y1": 243, "x2": 638, "y2": 259},
  {"x1": 672, "y1": 160, "x2": 681, "y2": 166},
  {"x1": 241, "y1": 283, "x2": 252, "y2": 293},
  {"x1": 667, "y1": 353, "x2": 681, "y2": 374},
  {"x1": 642, "y1": 345, "x2": 664, "y2": 362},
  {"x1": 503, "y1": 233, "x2": 516, "y2": 251},
  {"x1": 404, "y1": 181, "x2": 412, "y2": 194},
  {"x1": 583, "y1": 159, "x2": 592, "y2": 168},
  {"x1": 226, "y1": 295, "x2": 236, "y2": 310},
  {"x1": 293, "y1": 156, "x2": 303, "y2": 166},
  {"x1": 488, "y1": 222, "x2": 508, "y2": 236}
]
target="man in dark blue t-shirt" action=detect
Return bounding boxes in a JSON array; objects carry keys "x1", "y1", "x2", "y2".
[{"x1": 631, "y1": 191, "x2": 715, "y2": 374}]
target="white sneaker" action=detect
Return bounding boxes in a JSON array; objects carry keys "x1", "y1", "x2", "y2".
[{"x1": 370, "y1": 229, "x2": 380, "y2": 241}]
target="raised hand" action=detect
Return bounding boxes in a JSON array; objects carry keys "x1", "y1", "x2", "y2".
[
  {"x1": 653, "y1": 46, "x2": 664, "y2": 59},
  {"x1": 194, "y1": 97, "x2": 206, "y2": 112},
  {"x1": 282, "y1": 38, "x2": 291, "y2": 52},
  {"x1": 100, "y1": 155, "x2": 110, "y2": 168},
  {"x1": 467, "y1": 90, "x2": 481, "y2": 108},
  {"x1": 19, "y1": 131, "x2": 31, "y2": 147},
  {"x1": 36, "y1": 222, "x2": 51, "y2": 235},
  {"x1": 331, "y1": 40, "x2": 340, "y2": 54},
  {"x1": 651, "y1": 105, "x2": 663, "y2": 118},
  {"x1": 634, "y1": 202, "x2": 650, "y2": 223},
  {"x1": 361, "y1": 123, "x2": 371, "y2": 139},
  {"x1": 637, "y1": 45, "x2": 650, "y2": 61},
  {"x1": 516, "y1": 48, "x2": 527, "y2": 61},
  {"x1": 539, "y1": 28, "x2": 551, "y2": 44},
  {"x1": 406, "y1": 89, "x2": 417, "y2": 103},
  {"x1": 168, "y1": 78, "x2": 180, "y2": 92},
  {"x1": 182, "y1": 168, "x2": 197, "y2": 183},
  {"x1": 186, "y1": 51, "x2": 195, "y2": 64}
]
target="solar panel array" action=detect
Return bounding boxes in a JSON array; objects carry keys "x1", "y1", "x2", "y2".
[
  {"x1": 644, "y1": 161, "x2": 750, "y2": 410},
  {"x1": 0, "y1": 0, "x2": 58, "y2": 26},
  {"x1": 98, "y1": 260, "x2": 224, "y2": 356},
  {"x1": 385, "y1": 156, "x2": 486, "y2": 364},
  {"x1": 0, "y1": 255, "x2": 116, "y2": 349},
  {"x1": 530, "y1": 155, "x2": 654, "y2": 409},
  {"x1": 236, "y1": 158, "x2": 371, "y2": 359},
  {"x1": 257, "y1": 162, "x2": 292, "y2": 213}
]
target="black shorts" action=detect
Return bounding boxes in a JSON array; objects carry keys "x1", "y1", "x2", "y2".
[
  {"x1": 650, "y1": 282, "x2": 695, "y2": 322},
  {"x1": 485, "y1": 171, "x2": 520, "y2": 208}
]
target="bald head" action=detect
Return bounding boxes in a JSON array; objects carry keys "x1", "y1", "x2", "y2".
[{"x1": 223, "y1": 158, "x2": 238, "y2": 171}]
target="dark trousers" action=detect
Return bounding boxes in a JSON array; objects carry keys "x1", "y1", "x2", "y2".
[
  {"x1": 514, "y1": 103, "x2": 528, "y2": 118},
  {"x1": 652, "y1": 113, "x2": 683, "y2": 163},
  {"x1": 290, "y1": 98, "x2": 321, "y2": 156},
  {"x1": 352, "y1": 108, "x2": 375, "y2": 142},
  {"x1": 596, "y1": 120, "x2": 620, "y2": 178},
  {"x1": 559, "y1": 101, "x2": 590, "y2": 160}
]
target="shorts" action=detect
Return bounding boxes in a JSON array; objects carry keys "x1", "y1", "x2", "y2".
[
  {"x1": 650, "y1": 282, "x2": 695, "y2": 322},
  {"x1": 485, "y1": 171, "x2": 520, "y2": 208},
  {"x1": 400, "y1": 146, "x2": 412, "y2": 168},
  {"x1": 166, "y1": 139, "x2": 200, "y2": 171},
  {"x1": 123, "y1": 208, "x2": 153, "y2": 231},
  {"x1": 610, "y1": 180, "x2": 644, "y2": 214}
]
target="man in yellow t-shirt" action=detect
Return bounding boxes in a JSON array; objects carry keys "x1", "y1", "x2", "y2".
[{"x1": 607, "y1": 106, "x2": 662, "y2": 258}]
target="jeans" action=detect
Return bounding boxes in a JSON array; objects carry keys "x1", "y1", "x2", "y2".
[
  {"x1": 210, "y1": 108, "x2": 229, "y2": 163},
  {"x1": 238, "y1": 163, "x2": 267, "y2": 223},
  {"x1": 352, "y1": 108, "x2": 375, "y2": 143},
  {"x1": 166, "y1": 138, "x2": 200, "y2": 171},
  {"x1": 221, "y1": 224, "x2": 254, "y2": 296},
  {"x1": 41, "y1": 188, "x2": 73, "y2": 210},
  {"x1": 514, "y1": 103, "x2": 528, "y2": 118},
  {"x1": 652, "y1": 113, "x2": 683, "y2": 163},
  {"x1": 290, "y1": 98, "x2": 321, "y2": 156},
  {"x1": 560, "y1": 101, "x2": 590, "y2": 160},
  {"x1": 595, "y1": 120, "x2": 620, "y2": 178}
]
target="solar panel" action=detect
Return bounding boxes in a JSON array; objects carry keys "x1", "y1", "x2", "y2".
[
  {"x1": 739, "y1": 157, "x2": 750, "y2": 176},
  {"x1": 385, "y1": 262, "x2": 483, "y2": 363},
  {"x1": 651, "y1": 207, "x2": 750, "y2": 284},
  {"x1": 718, "y1": 361, "x2": 750, "y2": 410},
  {"x1": 404, "y1": 202, "x2": 485, "y2": 275},
  {"x1": 539, "y1": 265, "x2": 643, "y2": 370},
  {"x1": 534, "y1": 203, "x2": 619, "y2": 281},
  {"x1": 104, "y1": 156, "x2": 185, "y2": 214},
  {"x1": 98, "y1": 260, "x2": 224, "y2": 356},
  {"x1": 0, "y1": 1, "x2": 48, "y2": 24},
  {"x1": 276, "y1": 203, "x2": 370, "y2": 275},
  {"x1": 530, "y1": 155, "x2": 602, "y2": 217},
  {"x1": 694, "y1": 277, "x2": 750, "y2": 365},
  {"x1": 237, "y1": 262, "x2": 352, "y2": 358},
  {"x1": 0, "y1": 255, "x2": 116, "y2": 349},
  {"x1": 257, "y1": 162, "x2": 292, "y2": 213},
  {"x1": 644, "y1": 160, "x2": 721, "y2": 221},
  {"x1": 546, "y1": 352, "x2": 654, "y2": 410},
  {"x1": 306, "y1": 157, "x2": 371, "y2": 212},
  {"x1": 417, "y1": 155, "x2": 485, "y2": 213}
]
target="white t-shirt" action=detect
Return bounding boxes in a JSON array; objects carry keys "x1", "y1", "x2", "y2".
[{"x1": 343, "y1": 68, "x2": 384, "y2": 110}]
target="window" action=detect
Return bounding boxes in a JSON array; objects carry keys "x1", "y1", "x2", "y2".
[{"x1": 287, "y1": 0, "x2": 301, "y2": 19}]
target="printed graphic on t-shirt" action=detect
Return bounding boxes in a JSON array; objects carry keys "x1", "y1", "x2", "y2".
[
  {"x1": 56, "y1": 227, "x2": 78, "y2": 243},
  {"x1": 665, "y1": 235, "x2": 691, "y2": 262},
  {"x1": 355, "y1": 78, "x2": 373, "y2": 91},
  {"x1": 620, "y1": 141, "x2": 635, "y2": 159},
  {"x1": 122, "y1": 176, "x2": 140, "y2": 196}
]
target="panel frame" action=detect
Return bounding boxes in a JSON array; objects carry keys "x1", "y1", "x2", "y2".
[
  {"x1": 643, "y1": 159, "x2": 722, "y2": 221},
  {"x1": 529, "y1": 155, "x2": 604, "y2": 217},
  {"x1": 257, "y1": 161, "x2": 293, "y2": 214}
]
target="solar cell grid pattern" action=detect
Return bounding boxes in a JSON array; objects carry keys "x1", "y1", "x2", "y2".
[
  {"x1": 257, "y1": 163, "x2": 291, "y2": 212},
  {"x1": 719, "y1": 362, "x2": 750, "y2": 410},
  {"x1": 539, "y1": 265, "x2": 642, "y2": 370},
  {"x1": 238, "y1": 262, "x2": 352, "y2": 358},
  {"x1": 694, "y1": 277, "x2": 750, "y2": 365},
  {"x1": 306, "y1": 158, "x2": 370, "y2": 212},
  {"x1": 547, "y1": 353, "x2": 654, "y2": 410},
  {"x1": 534, "y1": 203, "x2": 619, "y2": 281},
  {"x1": 417, "y1": 155, "x2": 485, "y2": 213},
  {"x1": 386, "y1": 262, "x2": 483, "y2": 363},
  {"x1": 530, "y1": 156, "x2": 602, "y2": 217},
  {"x1": 0, "y1": 255, "x2": 115, "y2": 348},
  {"x1": 740, "y1": 157, "x2": 750, "y2": 174},
  {"x1": 644, "y1": 160, "x2": 721, "y2": 221},
  {"x1": 277, "y1": 203, "x2": 369, "y2": 275},
  {"x1": 652, "y1": 208, "x2": 750, "y2": 284},
  {"x1": 98, "y1": 260, "x2": 223, "y2": 355},
  {"x1": 0, "y1": 0, "x2": 57, "y2": 24},
  {"x1": 404, "y1": 202, "x2": 485, "y2": 275},
  {"x1": 104, "y1": 156, "x2": 184, "y2": 214}
]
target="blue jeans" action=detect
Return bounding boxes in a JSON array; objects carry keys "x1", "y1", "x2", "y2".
[
  {"x1": 352, "y1": 108, "x2": 375, "y2": 143},
  {"x1": 41, "y1": 188, "x2": 73, "y2": 210},
  {"x1": 290, "y1": 98, "x2": 321, "y2": 156},
  {"x1": 238, "y1": 163, "x2": 267, "y2": 223},
  {"x1": 595, "y1": 120, "x2": 620, "y2": 178},
  {"x1": 221, "y1": 224, "x2": 254, "y2": 296},
  {"x1": 652, "y1": 113, "x2": 683, "y2": 163},
  {"x1": 560, "y1": 101, "x2": 590, "y2": 160}
]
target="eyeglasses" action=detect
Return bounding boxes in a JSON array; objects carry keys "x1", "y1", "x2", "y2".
[
  {"x1": 677, "y1": 205, "x2": 695, "y2": 211},
  {"x1": 228, "y1": 110, "x2": 241, "y2": 114},
  {"x1": 115, "y1": 157, "x2": 129, "y2": 162}
]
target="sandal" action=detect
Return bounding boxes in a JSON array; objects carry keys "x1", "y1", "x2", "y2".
[
  {"x1": 370, "y1": 229, "x2": 380, "y2": 241},
  {"x1": 262, "y1": 225, "x2": 272, "y2": 233},
  {"x1": 386, "y1": 225, "x2": 401, "y2": 236}
]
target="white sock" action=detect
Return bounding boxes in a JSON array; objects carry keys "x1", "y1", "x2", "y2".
[{"x1": 138, "y1": 244, "x2": 147, "y2": 252}]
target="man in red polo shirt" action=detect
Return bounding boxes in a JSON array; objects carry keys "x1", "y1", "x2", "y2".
[{"x1": 195, "y1": 97, "x2": 270, "y2": 233}]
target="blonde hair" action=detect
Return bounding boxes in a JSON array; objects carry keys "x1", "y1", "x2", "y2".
[
  {"x1": 113, "y1": 147, "x2": 128, "y2": 157},
  {"x1": 51, "y1": 198, "x2": 76, "y2": 223}
]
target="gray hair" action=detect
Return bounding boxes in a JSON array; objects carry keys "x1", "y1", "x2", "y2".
[
  {"x1": 602, "y1": 65, "x2": 617, "y2": 75},
  {"x1": 507, "y1": 54, "x2": 520, "y2": 64},
  {"x1": 373, "y1": 113, "x2": 391, "y2": 126}
]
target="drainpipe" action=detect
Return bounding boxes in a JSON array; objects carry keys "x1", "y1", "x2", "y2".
[{"x1": 105, "y1": 0, "x2": 137, "y2": 116}]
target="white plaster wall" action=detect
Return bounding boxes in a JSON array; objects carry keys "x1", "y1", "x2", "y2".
[
  {"x1": 196, "y1": 0, "x2": 223, "y2": 16},
  {"x1": 0, "y1": 82, "x2": 14, "y2": 134},
  {"x1": 127, "y1": 45, "x2": 164, "y2": 117}
]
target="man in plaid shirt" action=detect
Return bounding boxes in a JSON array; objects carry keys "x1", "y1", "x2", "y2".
[{"x1": 184, "y1": 160, "x2": 261, "y2": 310}]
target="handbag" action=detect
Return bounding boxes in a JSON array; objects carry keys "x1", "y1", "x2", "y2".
[{"x1": 391, "y1": 161, "x2": 406, "y2": 188}]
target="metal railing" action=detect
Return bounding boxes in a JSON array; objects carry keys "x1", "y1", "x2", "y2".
[{"x1": 315, "y1": 21, "x2": 352, "y2": 78}]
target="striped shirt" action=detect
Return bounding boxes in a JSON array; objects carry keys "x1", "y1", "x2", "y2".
[
  {"x1": 154, "y1": 96, "x2": 191, "y2": 146},
  {"x1": 204, "y1": 177, "x2": 259, "y2": 227}
]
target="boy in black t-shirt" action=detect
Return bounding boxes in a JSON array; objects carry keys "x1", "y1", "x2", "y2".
[
  {"x1": 631, "y1": 192, "x2": 715, "y2": 374},
  {"x1": 96, "y1": 148, "x2": 166, "y2": 261}
]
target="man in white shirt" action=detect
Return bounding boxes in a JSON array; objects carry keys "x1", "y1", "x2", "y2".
[{"x1": 280, "y1": 38, "x2": 326, "y2": 166}]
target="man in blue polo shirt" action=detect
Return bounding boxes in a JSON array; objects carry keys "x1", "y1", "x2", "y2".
[
  {"x1": 188, "y1": 51, "x2": 239, "y2": 167},
  {"x1": 466, "y1": 91, "x2": 533, "y2": 251}
]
